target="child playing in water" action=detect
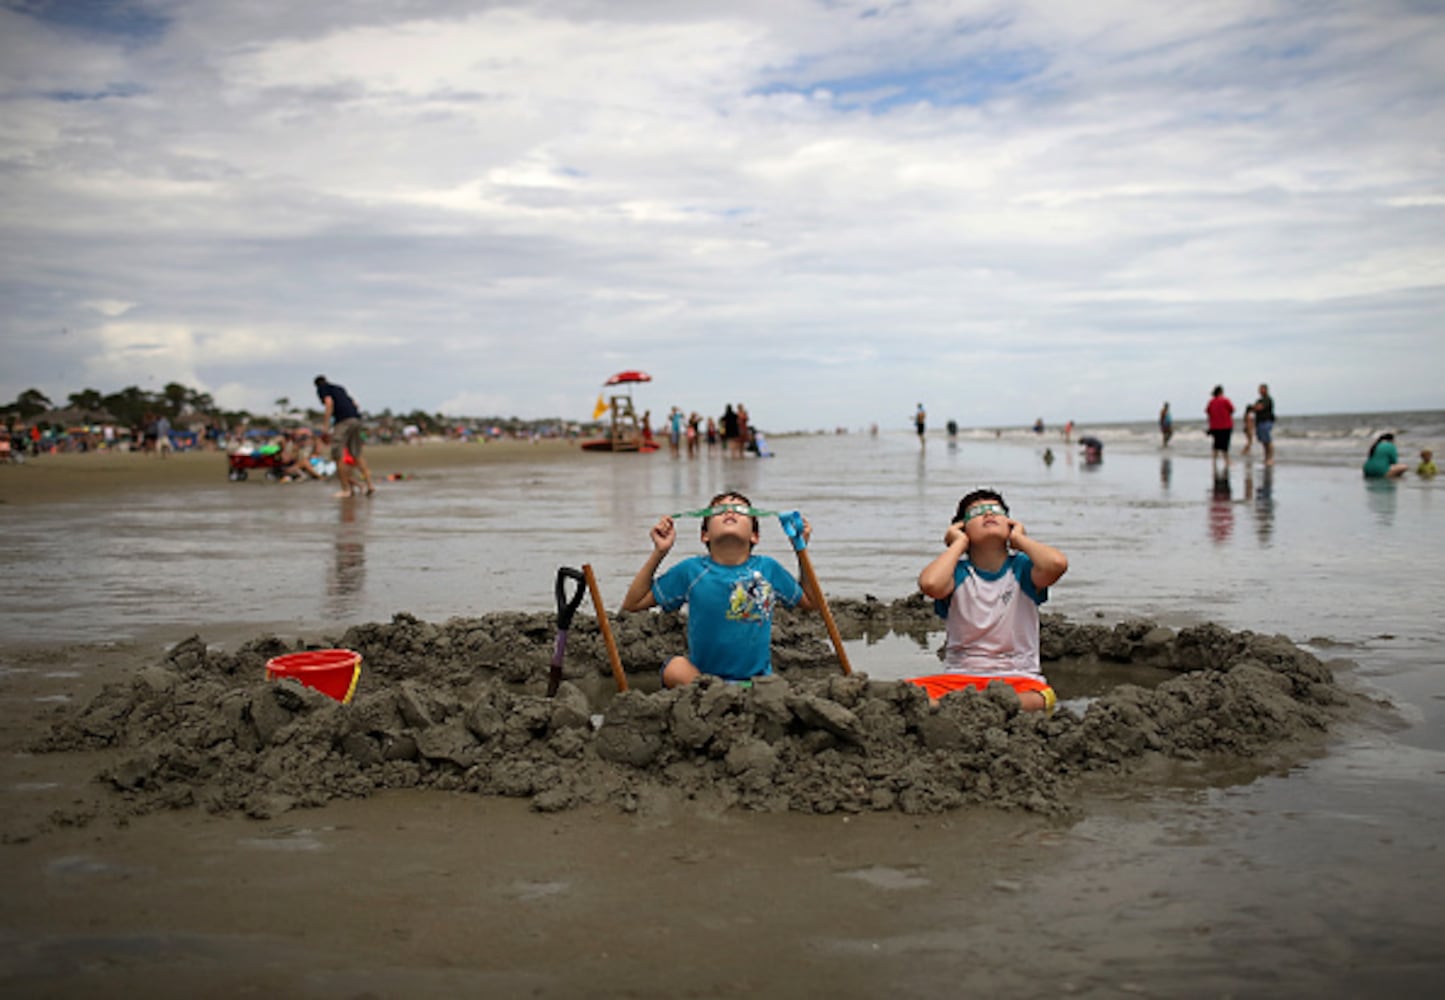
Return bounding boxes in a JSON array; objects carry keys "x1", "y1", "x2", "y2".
[
  {"x1": 912, "y1": 489, "x2": 1069, "y2": 711},
  {"x1": 1418, "y1": 449, "x2": 1437, "y2": 478},
  {"x1": 621, "y1": 491, "x2": 814, "y2": 687}
]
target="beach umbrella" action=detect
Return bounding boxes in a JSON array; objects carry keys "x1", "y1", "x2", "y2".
[{"x1": 603, "y1": 370, "x2": 652, "y2": 386}]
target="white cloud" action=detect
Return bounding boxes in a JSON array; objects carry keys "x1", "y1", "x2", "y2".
[
  {"x1": 0, "y1": 0, "x2": 1441, "y2": 428},
  {"x1": 83, "y1": 299, "x2": 137, "y2": 317}
]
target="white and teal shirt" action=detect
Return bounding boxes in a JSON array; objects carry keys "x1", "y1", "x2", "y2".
[{"x1": 932, "y1": 552, "x2": 1048, "y2": 680}]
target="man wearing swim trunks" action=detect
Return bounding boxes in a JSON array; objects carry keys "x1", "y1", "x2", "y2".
[
  {"x1": 911, "y1": 489, "x2": 1069, "y2": 712},
  {"x1": 1253, "y1": 383, "x2": 1276, "y2": 466},
  {"x1": 314, "y1": 375, "x2": 375, "y2": 498}
]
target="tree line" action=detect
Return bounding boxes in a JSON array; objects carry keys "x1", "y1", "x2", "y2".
[{"x1": 2, "y1": 383, "x2": 579, "y2": 438}]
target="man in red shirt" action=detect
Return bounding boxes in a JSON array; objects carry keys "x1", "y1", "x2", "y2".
[{"x1": 1205, "y1": 385, "x2": 1235, "y2": 472}]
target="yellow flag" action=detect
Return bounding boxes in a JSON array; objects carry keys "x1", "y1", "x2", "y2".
[{"x1": 592, "y1": 394, "x2": 608, "y2": 420}]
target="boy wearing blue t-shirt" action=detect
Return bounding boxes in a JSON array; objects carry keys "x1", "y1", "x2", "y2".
[
  {"x1": 912, "y1": 488, "x2": 1069, "y2": 711},
  {"x1": 621, "y1": 492, "x2": 814, "y2": 687}
]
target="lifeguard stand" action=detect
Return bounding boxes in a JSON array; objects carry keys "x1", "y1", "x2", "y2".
[{"x1": 607, "y1": 394, "x2": 644, "y2": 451}]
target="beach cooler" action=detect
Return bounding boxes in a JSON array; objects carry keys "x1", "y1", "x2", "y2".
[{"x1": 265, "y1": 649, "x2": 362, "y2": 704}]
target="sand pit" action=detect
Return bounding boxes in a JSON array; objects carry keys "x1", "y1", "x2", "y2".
[{"x1": 34, "y1": 599, "x2": 1358, "y2": 827}]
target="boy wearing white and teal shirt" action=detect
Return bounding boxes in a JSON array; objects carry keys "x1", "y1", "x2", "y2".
[
  {"x1": 622, "y1": 492, "x2": 814, "y2": 687},
  {"x1": 913, "y1": 488, "x2": 1070, "y2": 712}
]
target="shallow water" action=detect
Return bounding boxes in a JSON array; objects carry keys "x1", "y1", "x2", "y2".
[
  {"x1": 3, "y1": 433, "x2": 1440, "y2": 638},
  {"x1": 2, "y1": 433, "x2": 1442, "y2": 705},
  {"x1": 2, "y1": 432, "x2": 1440, "y2": 710},
  {"x1": 2, "y1": 432, "x2": 1443, "y2": 990}
]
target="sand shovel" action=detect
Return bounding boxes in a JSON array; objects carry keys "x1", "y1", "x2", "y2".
[
  {"x1": 779, "y1": 511, "x2": 853, "y2": 676},
  {"x1": 547, "y1": 567, "x2": 588, "y2": 697},
  {"x1": 582, "y1": 563, "x2": 629, "y2": 693}
]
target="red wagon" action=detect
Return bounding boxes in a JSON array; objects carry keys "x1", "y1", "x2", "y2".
[{"x1": 227, "y1": 446, "x2": 288, "y2": 481}]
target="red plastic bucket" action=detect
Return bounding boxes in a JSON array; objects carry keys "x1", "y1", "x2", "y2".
[{"x1": 265, "y1": 649, "x2": 362, "y2": 704}]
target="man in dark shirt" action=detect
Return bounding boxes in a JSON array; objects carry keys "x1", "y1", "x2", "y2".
[
  {"x1": 314, "y1": 375, "x2": 374, "y2": 497},
  {"x1": 1253, "y1": 383, "x2": 1276, "y2": 467}
]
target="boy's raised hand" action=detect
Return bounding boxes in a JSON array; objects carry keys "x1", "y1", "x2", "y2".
[
  {"x1": 650, "y1": 515, "x2": 677, "y2": 553},
  {"x1": 944, "y1": 521, "x2": 969, "y2": 551},
  {"x1": 1006, "y1": 519, "x2": 1028, "y2": 548}
]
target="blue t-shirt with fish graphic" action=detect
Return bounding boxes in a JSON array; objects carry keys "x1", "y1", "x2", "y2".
[{"x1": 652, "y1": 555, "x2": 804, "y2": 680}]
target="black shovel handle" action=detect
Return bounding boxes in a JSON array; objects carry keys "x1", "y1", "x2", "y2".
[
  {"x1": 555, "y1": 567, "x2": 587, "y2": 631},
  {"x1": 548, "y1": 567, "x2": 588, "y2": 697}
]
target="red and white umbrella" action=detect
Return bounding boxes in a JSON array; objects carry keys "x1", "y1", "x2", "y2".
[{"x1": 603, "y1": 370, "x2": 652, "y2": 386}]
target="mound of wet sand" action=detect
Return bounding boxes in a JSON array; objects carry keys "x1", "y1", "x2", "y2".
[{"x1": 36, "y1": 599, "x2": 1358, "y2": 824}]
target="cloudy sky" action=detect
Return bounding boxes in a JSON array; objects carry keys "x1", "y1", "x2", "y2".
[{"x1": 2, "y1": 0, "x2": 1441, "y2": 430}]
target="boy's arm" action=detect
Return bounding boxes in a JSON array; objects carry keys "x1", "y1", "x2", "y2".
[
  {"x1": 1008, "y1": 521, "x2": 1068, "y2": 590},
  {"x1": 918, "y1": 524, "x2": 968, "y2": 599},
  {"x1": 620, "y1": 516, "x2": 676, "y2": 612},
  {"x1": 793, "y1": 517, "x2": 816, "y2": 610}
]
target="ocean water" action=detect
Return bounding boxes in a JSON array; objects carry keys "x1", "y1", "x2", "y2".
[
  {"x1": 1, "y1": 409, "x2": 1443, "y2": 990},
  {"x1": 960, "y1": 407, "x2": 1445, "y2": 466},
  {"x1": 3, "y1": 410, "x2": 1440, "y2": 662}
]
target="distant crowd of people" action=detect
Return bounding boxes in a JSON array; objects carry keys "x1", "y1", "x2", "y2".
[{"x1": 645, "y1": 403, "x2": 766, "y2": 459}]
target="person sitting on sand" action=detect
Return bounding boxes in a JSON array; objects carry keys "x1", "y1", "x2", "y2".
[
  {"x1": 910, "y1": 489, "x2": 1069, "y2": 712},
  {"x1": 621, "y1": 491, "x2": 814, "y2": 688},
  {"x1": 278, "y1": 432, "x2": 322, "y2": 482},
  {"x1": 1362, "y1": 433, "x2": 1409, "y2": 479},
  {"x1": 1416, "y1": 448, "x2": 1436, "y2": 478}
]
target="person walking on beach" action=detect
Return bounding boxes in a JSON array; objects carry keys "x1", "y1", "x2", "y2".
[
  {"x1": 314, "y1": 375, "x2": 374, "y2": 498},
  {"x1": 1253, "y1": 384, "x2": 1276, "y2": 466},
  {"x1": 1206, "y1": 385, "x2": 1235, "y2": 471},
  {"x1": 1241, "y1": 400, "x2": 1257, "y2": 457},
  {"x1": 915, "y1": 403, "x2": 927, "y2": 445},
  {"x1": 687, "y1": 412, "x2": 701, "y2": 458},
  {"x1": 721, "y1": 405, "x2": 739, "y2": 457},
  {"x1": 1159, "y1": 402, "x2": 1173, "y2": 447},
  {"x1": 911, "y1": 488, "x2": 1069, "y2": 712},
  {"x1": 1362, "y1": 433, "x2": 1408, "y2": 479},
  {"x1": 667, "y1": 406, "x2": 684, "y2": 457},
  {"x1": 154, "y1": 414, "x2": 173, "y2": 458},
  {"x1": 621, "y1": 491, "x2": 814, "y2": 688}
]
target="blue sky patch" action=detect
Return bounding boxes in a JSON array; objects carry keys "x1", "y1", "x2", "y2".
[
  {"x1": 42, "y1": 82, "x2": 145, "y2": 101},
  {"x1": 757, "y1": 48, "x2": 1048, "y2": 112},
  {"x1": 7, "y1": 0, "x2": 170, "y2": 43}
]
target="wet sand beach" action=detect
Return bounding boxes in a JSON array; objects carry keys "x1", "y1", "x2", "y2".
[
  {"x1": 2, "y1": 433, "x2": 1442, "y2": 997},
  {"x1": 0, "y1": 438, "x2": 584, "y2": 508}
]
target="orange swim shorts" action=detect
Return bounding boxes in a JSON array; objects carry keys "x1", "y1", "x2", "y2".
[{"x1": 907, "y1": 674, "x2": 1056, "y2": 712}]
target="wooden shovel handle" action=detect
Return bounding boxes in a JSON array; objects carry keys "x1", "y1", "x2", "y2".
[
  {"x1": 582, "y1": 563, "x2": 629, "y2": 692},
  {"x1": 797, "y1": 548, "x2": 853, "y2": 676}
]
